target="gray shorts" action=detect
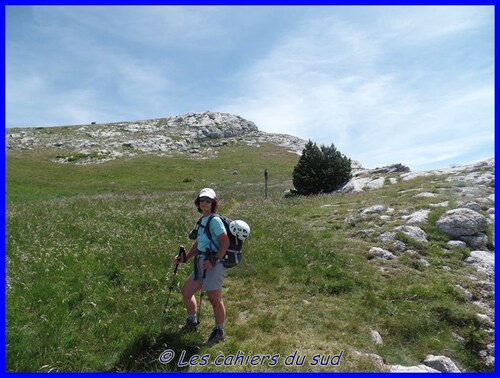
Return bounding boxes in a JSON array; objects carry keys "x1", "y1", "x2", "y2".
[{"x1": 189, "y1": 255, "x2": 225, "y2": 292}]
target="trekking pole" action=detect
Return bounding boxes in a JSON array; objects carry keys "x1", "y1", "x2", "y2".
[
  {"x1": 198, "y1": 290, "x2": 205, "y2": 325},
  {"x1": 163, "y1": 246, "x2": 186, "y2": 314},
  {"x1": 197, "y1": 268, "x2": 207, "y2": 324}
]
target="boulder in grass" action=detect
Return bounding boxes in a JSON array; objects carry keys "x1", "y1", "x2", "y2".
[
  {"x1": 395, "y1": 225, "x2": 428, "y2": 244},
  {"x1": 436, "y1": 208, "x2": 487, "y2": 238},
  {"x1": 423, "y1": 355, "x2": 461, "y2": 372}
]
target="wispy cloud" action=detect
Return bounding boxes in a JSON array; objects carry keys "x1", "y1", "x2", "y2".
[
  {"x1": 6, "y1": 6, "x2": 493, "y2": 170},
  {"x1": 30, "y1": 6, "x2": 229, "y2": 50},
  {"x1": 7, "y1": 6, "x2": 180, "y2": 126},
  {"x1": 223, "y1": 6, "x2": 493, "y2": 170},
  {"x1": 6, "y1": 6, "x2": 283, "y2": 127}
]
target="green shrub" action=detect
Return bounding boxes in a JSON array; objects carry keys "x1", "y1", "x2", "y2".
[{"x1": 292, "y1": 140, "x2": 352, "y2": 195}]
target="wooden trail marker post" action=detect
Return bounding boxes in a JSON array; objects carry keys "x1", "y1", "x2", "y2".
[{"x1": 264, "y1": 169, "x2": 268, "y2": 199}]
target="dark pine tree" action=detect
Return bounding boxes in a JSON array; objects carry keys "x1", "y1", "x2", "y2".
[{"x1": 292, "y1": 140, "x2": 352, "y2": 195}]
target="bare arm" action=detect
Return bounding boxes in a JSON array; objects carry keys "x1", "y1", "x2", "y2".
[
  {"x1": 214, "y1": 232, "x2": 230, "y2": 260},
  {"x1": 202, "y1": 232, "x2": 230, "y2": 270}
]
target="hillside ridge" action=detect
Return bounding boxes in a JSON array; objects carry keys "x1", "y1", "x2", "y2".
[
  {"x1": 6, "y1": 111, "x2": 307, "y2": 164},
  {"x1": 6, "y1": 110, "x2": 494, "y2": 198},
  {"x1": 6, "y1": 110, "x2": 493, "y2": 176}
]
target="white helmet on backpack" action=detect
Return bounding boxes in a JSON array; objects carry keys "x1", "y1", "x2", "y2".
[{"x1": 229, "y1": 220, "x2": 250, "y2": 240}]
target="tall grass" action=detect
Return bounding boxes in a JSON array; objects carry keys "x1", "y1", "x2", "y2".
[{"x1": 6, "y1": 145, "x2": 493, "y2": 371}]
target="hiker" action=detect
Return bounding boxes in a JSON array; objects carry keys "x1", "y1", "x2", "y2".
[{"x1": 174, "y1": 188, "x2": 230, "y2": 345}]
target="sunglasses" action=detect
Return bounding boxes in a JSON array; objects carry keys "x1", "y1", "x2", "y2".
[{"x1": 199, "y1": 197, "x2": 213, "y2": 204}]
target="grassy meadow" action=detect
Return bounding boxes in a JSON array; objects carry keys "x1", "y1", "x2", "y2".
[{"x1": 6, "y1": 144, "x2": 492, "y2": 372}]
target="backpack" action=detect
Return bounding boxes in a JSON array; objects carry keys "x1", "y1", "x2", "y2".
[{"x1": 204, "y1": 214, "x2": 245, "y2": 268}]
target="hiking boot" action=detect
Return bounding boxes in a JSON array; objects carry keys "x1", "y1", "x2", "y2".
[
  {"x1": 179, "y1": 318, "x2": 198, "y2": 333},
  {"x1": 206, "y1": 328, "x2": 225, "y2": 345}
]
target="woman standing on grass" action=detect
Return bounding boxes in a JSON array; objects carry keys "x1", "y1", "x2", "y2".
[{"x1": 174, "y1": 188, "x2": 230, "y2": 345}]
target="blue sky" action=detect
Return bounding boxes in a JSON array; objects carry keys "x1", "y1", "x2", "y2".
[{"x1": 5, "y1": 5, "x2": 494, "y2": 171}]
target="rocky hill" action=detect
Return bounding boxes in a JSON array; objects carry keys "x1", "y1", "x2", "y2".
[
  {"x1": 6, "y1": 111, "x2": 307, "y2": 164},
  {"x1": 341, "y1": 158, "x2": 495, "y2": 371}
]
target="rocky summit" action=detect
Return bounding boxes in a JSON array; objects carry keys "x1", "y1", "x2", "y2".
[{"x1": 6, "y1": 111, "x2": 307, "y2": 164}]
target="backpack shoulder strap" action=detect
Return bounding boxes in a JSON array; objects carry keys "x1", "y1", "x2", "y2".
[{"x1": 204, "y1": 213, "x2": 218, "y2": 251}]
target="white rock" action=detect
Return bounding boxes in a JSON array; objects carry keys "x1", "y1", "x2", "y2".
[
  {"x1": 455, "y1": 284, "x2": 474, "y2": 301},
  {"x1": 379, "y1": 232, "x2": 396, "y2": 243},
  {"x1": 419, "y1": 258, "x2": 430, "y2": 267},
  {"x1": 436, "y1": 208, "x2": 487, "y2": 237},
  {"x1": 366, "y1": 177, "x2": 386, "y2": 189},
  {"x1": 458, "y1": 233, "x2": 488, "y2": 250},
  {"x1": 393, "y1": 241, "x2": 407, "y2": 251},
  {"x1": 447, "y1": 240, "x2": 467, "y2": 249},
  {"x1": 341, "y1": 178, "x2": 374, "y2": 193},
  {"x1": 389, "y1": 364, "x2": 439, "y2": 372},
  {"x1": 402, "y1": 210, "x2": 430, "y2": 224},
  {"x1": 359, "y1": 205, "x2": 386, "y2": 216},
  {"x1": 465, "y1": 250, "x2": 494, "y2": 278},
  {"x1": 414, "y1": 192, "x2": 436, "y2": 198},
  {"x1": 352, "y1": 351, "x2": 385, "y2": 369},
  {"x1": 476, "y1": 313, "x2": 493, "y2": 326},
  {"x1": 369, "y1": 247, "x2": 396, "y2": 260},
  {"x1": 430, "y1": 201, "x2": 449, "y2": 207},
  {"x1": 423, "y1": 355, "x2": 461, "y2": 372},
  {"x1": 370, "y1": 329, "x2": 383, "y2": 345},
  {"x1": 459, "y1": 202, "x2": 482, "y2": 212},
  {"x1": 395, "y1": 225, "x2": 428, "y2": 244}
]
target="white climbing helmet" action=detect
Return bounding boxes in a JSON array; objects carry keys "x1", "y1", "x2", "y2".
[{"x1": 229, "y1": 220, "x2": 250, "y2": 240}]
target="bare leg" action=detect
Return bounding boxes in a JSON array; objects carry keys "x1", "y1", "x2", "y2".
[
  {"x1": 181, "y1": 277, "x2": 202, "y2": 316},
  {"x1": 206, "y1": 289, "x2": 225, "y2": 325}
]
